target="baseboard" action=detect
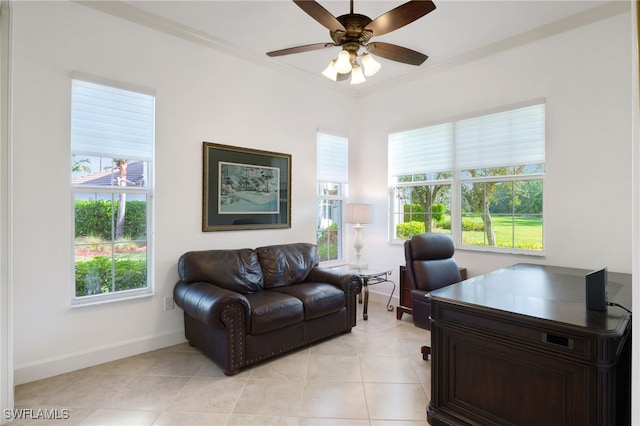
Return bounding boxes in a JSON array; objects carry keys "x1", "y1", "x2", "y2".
[
  {"x1": 13, "y1": 330, "x2": 186, "y2": 385},
  {"x1": 367, "y1": 289, "x2": 400, "y2": 310},
  {"x1": 15, "y1": 293, "x2": 398, "y2": 385}
]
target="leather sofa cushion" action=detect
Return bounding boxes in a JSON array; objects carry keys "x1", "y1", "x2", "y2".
[
  {"x1": 256, "y1": 243, "x2": 319, "y2": 288},
  {"x1": 272, "y1": 283, "x2": 345, "y2": 320},
  {"x1": 246, "y1": 291, "x2": 304, "y2": 335},
  {"x1": 178, "y1": 249, "x2": 264, "y2": 294}
]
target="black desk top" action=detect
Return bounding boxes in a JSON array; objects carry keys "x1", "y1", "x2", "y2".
[{"x1": 428, "y1": 263, "x2": 632, "y2": 333}]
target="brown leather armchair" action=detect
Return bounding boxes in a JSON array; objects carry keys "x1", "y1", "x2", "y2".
[{"x1": 404, "y1": 233, "x2": 462, "y2": 359}]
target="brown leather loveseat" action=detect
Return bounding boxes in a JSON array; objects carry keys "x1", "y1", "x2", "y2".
[{"x1": 174, "y1": 243, "x2": 362, "y2": 375}]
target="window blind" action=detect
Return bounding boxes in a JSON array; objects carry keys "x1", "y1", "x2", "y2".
[
  {"x1": 389, "y1": 123, "x2": 453, "y2": 176},
  {"x1": 317, "y1": 133, "x2": 348, "y2": 183},
  {"x1": 71, "y1": 79, "x2": 154, "y2": 161},
  {"x1": 456, "y1": 104, "x2": 545, "y2": 169},
  {"x1": 389, "y1": 103, "x2": 544, "y2": 175}
]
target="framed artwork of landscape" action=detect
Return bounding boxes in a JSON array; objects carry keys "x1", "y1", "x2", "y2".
[{"x1": 203, "y1": 142, "x2": 291, "y2": 231}]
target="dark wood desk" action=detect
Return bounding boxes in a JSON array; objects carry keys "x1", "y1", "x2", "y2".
[{"x1": 427, "y1": 263, "x2": 632, "y2": 426}]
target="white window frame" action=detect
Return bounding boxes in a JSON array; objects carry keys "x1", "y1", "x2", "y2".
[
  {"x1": 390, "y1": 177, "x2": 454, "y2": 240},
  {"x1": 389, "y1": 101, "x2": 545, "y2": 255},
  {"x1": 317, "y1": 133, "x2": 348, "y2": 266},
  {"x1": 70, "y1": 75, "x2": 155, "y2": 306}
]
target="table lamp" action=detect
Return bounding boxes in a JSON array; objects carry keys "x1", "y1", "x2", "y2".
[{"x1": 345, "y1": 203, "x2": 373, "y2": 269}]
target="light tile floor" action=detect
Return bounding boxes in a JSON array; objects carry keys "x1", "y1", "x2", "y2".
[{"x1": 13, "y1": 301, "x2": 432, "y2": 426}]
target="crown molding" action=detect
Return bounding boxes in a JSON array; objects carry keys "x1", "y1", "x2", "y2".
[
  {"x1": 73, "y1": 1, "x2": 630, "y2": 99},
  {"x1": 72, "y1": 0, "x2": 354, "y2": 98},
  {"x1": 355, "y1": 0, "x2": 631, "y2": 98}
]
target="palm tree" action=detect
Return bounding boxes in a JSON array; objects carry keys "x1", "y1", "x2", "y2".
[
  {"x1": 115, "y1": 159, "x2": 127, "y2": 239},
  {"x1": 72, "y1": 155, "x2": 91, "y2": 173}
]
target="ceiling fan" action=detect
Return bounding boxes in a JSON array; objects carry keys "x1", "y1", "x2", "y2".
[{"x1": 266, "y1": 0, "x2": 436, "y2": 83}]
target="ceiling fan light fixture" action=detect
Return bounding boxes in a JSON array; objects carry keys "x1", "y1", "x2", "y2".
[
  {"x1": 322, "y1": 59, "x2": 338, "y2": 81},
  {"x1": 267, "y1": 0, "x2": 435, "y2": 85},
  {"x1": 334, "y1": 50, "x2": 353, "y2": 74},
  {"x1": 350, "y1": 64, "x2": 366, "y2": 85},
  {"x1": 361, "y1": 53, "x2": 381, "y2": 77}
]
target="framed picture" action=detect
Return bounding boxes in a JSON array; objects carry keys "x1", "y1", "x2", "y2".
[{"x1": 203, "y1": 142, "x2": 291, "y2": 231}]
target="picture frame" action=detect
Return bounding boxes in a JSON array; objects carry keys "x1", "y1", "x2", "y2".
[{"x1": 203, "y1": 142, "x2": 291, "y2": 231}]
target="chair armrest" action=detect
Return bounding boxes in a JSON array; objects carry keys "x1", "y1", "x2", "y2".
[
  {"x1": 306, "y1": 268, "x2": 362, "y2": 295},
  {"x1": 174, "y1": 280, "x2": 250, "y2": 331}
]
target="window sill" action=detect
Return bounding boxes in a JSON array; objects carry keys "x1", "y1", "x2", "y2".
[
  {"x1": 456, "y1": 245, "x2": 545, "y2": 257},
  {"x1": 319, "y1": 260, "x2": 349, "y2": 268},
  {"x1": 71, "y1": 288, "x2": 154, "y2": 308},
  {"x1": 388, "y1": 239, "x2": 545, "y2": 257}
]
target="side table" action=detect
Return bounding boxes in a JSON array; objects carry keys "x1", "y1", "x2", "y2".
[{"x1": 335, "y1": 266, "x2": 395, "y2": 320}]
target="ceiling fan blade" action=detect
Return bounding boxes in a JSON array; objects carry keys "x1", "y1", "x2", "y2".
[
  {"x1": 337, "y1": 72, "x2": 349, "y2": 82},
  {"x1": 364, "y1": 0, "x2": 436, "y2": 37},
  {"x1": 267, "y1": 42, "x2": 335, "y2": 57},
  {"x1": 366, "y1": 42, "x2": 428, "y2": 65},
  {"x1": 292, "y1": 0, "x2": 346, "y2": 32}
]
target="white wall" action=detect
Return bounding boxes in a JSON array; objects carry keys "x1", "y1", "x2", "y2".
[
  {"x1": 631, "y1": 2, "x2": 639, "y2": 423},
  {"x1": 8, "y1": 5, "x2": 636, "y2": 422},
  {"x1": 355, "y1": 11, "x2": 636, "y2": 422},
  {"x1": 0, "y1": 0, "x2": 13, "y2": 421},
  {"x1": 10, "y1": 1, "x2": 353, "y2": 384},
  {"x1": 352, "y1": 9, "x2": 632, "y2": 286}
]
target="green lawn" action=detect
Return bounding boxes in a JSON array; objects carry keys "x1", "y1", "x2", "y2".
[{"x1": 461, "y1": 215, "x2": 543, "y2": 250}]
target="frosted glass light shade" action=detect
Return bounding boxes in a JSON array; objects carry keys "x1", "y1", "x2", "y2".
[
  {"x1": 334, "y1": 50, "x2": 352, "y2": 74},
  {"x1": 350, "y1": 64, "x2": 366, "y2": 85},
  {"x1": 322, "y1": 60, "x2": 337, "y2": 81},
  {"x1": 362, "y1": 53, "x2": 381, "y2": 77}
]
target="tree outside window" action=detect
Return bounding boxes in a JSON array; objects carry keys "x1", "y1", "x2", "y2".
[
  {"x1": 389, "y1": 103, "x2": 545, "y2": 253},
  {"x1": 72, "y1": 157, "x2": 150, "y2": 298},
  {"x1": 316, "y1": 133, "x2": 348, "y2": 263},
  {"x1": 71, "y1": 78, "x2": 154, "y2": 303}
]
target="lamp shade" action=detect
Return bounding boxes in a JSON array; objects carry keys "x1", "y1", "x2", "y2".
[{"x1": 345, "y1": 203, "x2": 373, "y2": 224}]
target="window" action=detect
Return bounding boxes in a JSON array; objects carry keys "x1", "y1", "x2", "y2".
[
  {"x1": 71, "y1": 78, "x2": 155, "y2": 304},
  {"x1": 317, "y1": 133, "x2": 348, "y2": 263},
  {"x1": 389, "y1": 102, "x2": 545, "y2": 253}
]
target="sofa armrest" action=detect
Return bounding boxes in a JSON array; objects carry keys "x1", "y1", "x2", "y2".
[
  {"x1": 174, "y1": 280, "x2": 250, "y2": 331},
  {"x1": 306, "y1": 268, "x2": 362, "y2": 295},
  {"x1": 307, "y1": 268, "x2": 362, "y2": 328}
]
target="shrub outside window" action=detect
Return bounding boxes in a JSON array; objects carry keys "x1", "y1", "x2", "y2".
[
  {"x1": 460, "y1": 167, "x2": 544, "y2": 250},
  {"x1": 317, "y1": 182, "x2": 345, "y2": 262},
  {"x1": 71, "y1": 78, "x2": 154, "y2": 304},
  {"x1": 317, "y1": 133, "x2": 348, "y2": 263},
  {"x1": 392, "y1": 174, "x2": 452, "y2": 239},
  {"x1": 389, "y1": 103, "x2": 545, "y2": 253}
]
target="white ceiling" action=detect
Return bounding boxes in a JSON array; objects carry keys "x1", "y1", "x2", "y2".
[{"x1": 85, "y1": 0, "x2": 624, "y2": 95}]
